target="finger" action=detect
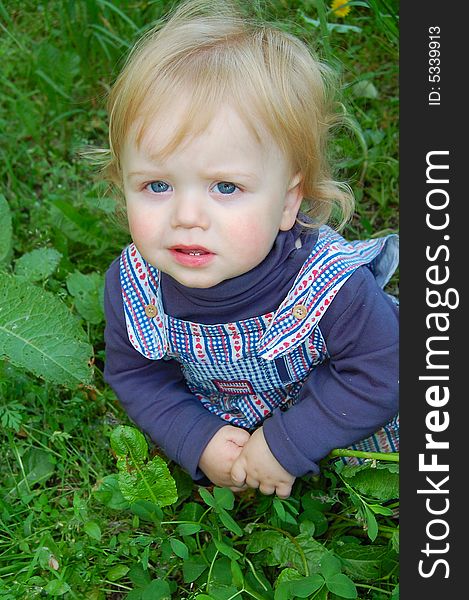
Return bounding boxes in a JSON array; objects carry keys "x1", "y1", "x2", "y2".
[
  {"x1": 230, "y1": 460, "x2": 247, "y2": 486},
  {"x1": 230, "y1": 485, "x2": 248, "y2": 493},
  {"x1": 259, "y1": 484, "x2": 275, "y2": 496},
  {"x1": 245, "y1": 476, "x2": 260, "y2": 489},
  {"x1": 275, "y1": 484, "x2": 292, "y2": 499},
  {"x1": 232, "y1": 428, "x2": 251, "y2": 446}
]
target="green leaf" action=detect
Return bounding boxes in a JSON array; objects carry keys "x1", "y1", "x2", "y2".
[
  {"x1": 369, "y1": 503, "x2": 394, "y2": 516},
  {"x1": 325, "y1": 573, "x2": 357, "y2": 598},
  {"x1": 0, "y1": 274, "x2": 93, "y2": 386},
  {"x1": 217, "y1": 507, "x2": 243, "y2": 536},
  {"x1": 275, "y1": 574, "x2": 324, "y2": 600},
  {"x1": 341, "y1": 463, "x2": 399, "y2": 501},
  {"x1": 272, "y1": 533, "x2": 332, "y2": 575},
  {"x1": 107, "y1": 564, "x2": 130, "y2": 582},
  {"x1": 351, "y1": 80, "x2": 379, "y2": 99},
  {"x1": 170, "y1": 538, "x2": 189, "y2": 560},
  {"x1": 363, "y1": 505, "x2": 379, "y2": 541},
  {"x1": 319, "y1": 554, "x2": 342, "y2": 579},
  {"x1": 19, "y1": 448, "x2": 55, "y2": 491},
  {"x1": 130, "y1": 500, "x2": 163, "y2": 523},
  {"x1": 111, "y1": 426, "x2": 148, "y2": 463},
  {"x1": 213, "y1": 486, "x2": 235, "y2": 510},
  {"x1": 213, "y1": 538, "x2": 242, "y2": 561},
  {"x1": 111, "y1": 426, "x2": 178, "y2": 507},
  {"x1": 182, "y1": 559, "x2": 208, "y2": 583},
  {"x1": 14, "y1": 248, "x2": 62, "y2": 282},
  {"x1": 335, "y1": 544, "x2": 391, "y2": 581},
  {"x1": 231, "y1": 559, "x2": 244, "y2": 589},
  {"x1": 43, "y1": 580, "x2": 71, "y2": 596},
  {"x1": 176, "y1": 523, "x2": 201, "y2": 536},
  {"x1": 246, "y1": 530, "x2": 285, "y2": 554},
  {"x1": 48, "y1": 198, "x2": 103, "y2": 247},
  {"x1": 94, "y1": 475, "x2": 130, "y2": 510},
  {"x1": 141, "y1": 579, "x2": 171, "y2": 600},
  {"x1": 0, "y1": 194, "x2": 12, "y2": 264},
  {"x1": 198, "y1": 486, "x2": 216, "y2": 508},
  {"x1": 66, "y1": 270, "x2": 104, "y2": 324},
  {"x1": 84, "y1": 521, "x2": 102, "y2": 541}
]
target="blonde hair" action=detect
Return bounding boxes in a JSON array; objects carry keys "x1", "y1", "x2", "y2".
[{"x1": 99, "y1": 0, "x2": 354, "y2": 229}]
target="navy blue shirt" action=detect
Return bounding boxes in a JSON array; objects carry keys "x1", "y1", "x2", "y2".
[{"x1": 104, "y1": 225, "x2": 399, "y2": 480}]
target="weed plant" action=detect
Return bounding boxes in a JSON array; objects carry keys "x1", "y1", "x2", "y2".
[{"x1": 0, "y1": 1, "x2": 399, "y2": 598}]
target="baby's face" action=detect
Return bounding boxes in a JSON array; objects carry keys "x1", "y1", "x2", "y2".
[{"x1": 121, "y1": 103, "x2": 302, "y2": 288}]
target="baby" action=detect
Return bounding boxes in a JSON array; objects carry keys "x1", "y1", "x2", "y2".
[{"x1": 102, "y1": 0, "x2": 399, "y2": 498}]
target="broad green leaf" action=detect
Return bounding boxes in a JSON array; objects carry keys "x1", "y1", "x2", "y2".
[
  {"x1": 84, "y1": 521, "x2": 102, "y2": 541},
  {"x1": 66, "y1": 270, "x2": 104, "y2": 324},
  {"x1": 43, "y1": 580, "x2": 71, "y2": 596},
  {"x1": 111, "y1": 426, "x2": 177, "y2": 507},
  {"x1": 335, "y1": 544, "x2": 392, "y2": 581},
  {"x1": 141, "y1": 579, "x2": 171, "y2": 600},
  {"x1": 130, "y1": 499, "x2": 163, "y2": 523},
  {"x1": 213, "y1": 486, "x2": 234, "y2": 510},
  {"x1": 246, "y1": 530, "x2": 285, "y2": 554},
  {"x1": 275, "y1": 574, "x2": 324, "y2": 600},
  {"x1": 48, "y1": 198, "x2": 103, "y2": 247},
  {"x1": 176, "y1": 523, "x2": 201, "y2": 536},
  {"x1": 118, "y1": 456, "x2": 177, "y2": 507},
  {"x1": 0, "y1": 275, "x2": 93, "y2": 386},
  {"x1": 0, "y1": 194, "x2": 12, "y2": 263},
  {"x1": 183, "y1": 558, "x2": 208, "y2": 583},
  {"x1": 325, "y1": 573, "x2": 357, "y2": 598},
  {"x1": 170, "y1": 538, "x2": 189, "y2": 560},
  {"x1": 107, "y1": 565, "x2": 130, "y2": 582},
  {"x1": 94, "y1": 475, "x2": 130, "y2": 510},
  {"x1": 319, "y1": 554, "x2": 341, "y2": 579},
  {"x1": 23, "y1": 447, "x2": 55, "y2": 487},
  {"x1": 231, "y1": 559, "x2": 244, "y2": 589},
  {"x1": 15, "y1": 248, "x2": 62, "y2": 282},
  {"x1": 341, "y1": 463, "x2": 399, "y2": 501},
  {"x1": 198, "y1": 487, "x2": 216, "y2": 508},
  {"x1": 110, "y1": 426, "x2": 149, "y2": 463},
  {"x1": 213, "y1": 538, "x2": 242, "y2": 560},
  {"x1": 272, "y1": 533, "x2": 332, "y2": 575},
  {"x1": 351, "y1": 79, "x2": 379, "y2": 99}
]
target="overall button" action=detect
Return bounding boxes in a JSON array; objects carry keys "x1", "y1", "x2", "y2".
[
  {"x1": 145, "y1": 304, "x2": 157, "y2": 318},
  {"x1": 292, "y1": 304, "x2": 307, "y2": 320}
]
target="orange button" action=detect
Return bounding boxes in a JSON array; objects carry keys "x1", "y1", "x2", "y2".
[
  {"x1": 145, "y1": 304, "x2": 157, "y2": 318},
  {"x1": 292, "y1": 304, "x2": 307, "y2": 320}
]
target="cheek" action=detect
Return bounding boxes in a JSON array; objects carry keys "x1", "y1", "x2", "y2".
[
  {"x1": 224, "y1": 216, "x2": 276, "y2": 260},
  {"x1": 127, "y1": 206, "x2": 158, "y2": 243}
]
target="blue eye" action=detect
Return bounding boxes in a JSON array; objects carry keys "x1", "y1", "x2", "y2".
[
  {"x1": 214, "y1": 182, "x2": 238, "y2": 195},
  {"x1": 147, "y1": 181, "x2": 171, "y2": 193}
]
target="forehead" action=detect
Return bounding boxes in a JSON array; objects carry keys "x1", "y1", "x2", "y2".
[{"x1": 129, "y1": 100, "x2": 279, "y2": 166}]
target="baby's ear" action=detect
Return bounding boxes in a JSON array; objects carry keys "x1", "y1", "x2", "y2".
[{"x1": 280, "y1": 172, "x2": 303, "y2": 231}]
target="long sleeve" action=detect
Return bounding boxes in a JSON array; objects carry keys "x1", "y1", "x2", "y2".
[
  {"x1": 263, "y1": 266, "x2": 399, "y2": 477},
  {"x1": 103, "y1": 258, "x2": 226, "y2": 479}
]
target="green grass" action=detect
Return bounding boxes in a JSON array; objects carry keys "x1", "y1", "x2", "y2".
[{"x1": 0, "y1": 1, "x2": 399, "y2": 598}]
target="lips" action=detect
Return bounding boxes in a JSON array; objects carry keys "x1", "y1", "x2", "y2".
[{"x1": 169, "y1": 245, "x2": 215, "y2": 267}]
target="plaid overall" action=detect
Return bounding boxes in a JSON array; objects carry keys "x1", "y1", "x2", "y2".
[{"x1": 120, "y1": 226, "x2": 399, "y2": 458}]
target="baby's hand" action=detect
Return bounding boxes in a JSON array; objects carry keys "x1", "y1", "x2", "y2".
[
  {"x1": 198, "y1": 425, "x2": 250, "y2": 490},
  {"x1": 230, "y1": 427, "x2": 295, "y2": 499}
]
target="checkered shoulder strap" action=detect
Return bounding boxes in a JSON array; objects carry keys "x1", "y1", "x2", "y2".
[
  {"x1": 257, "y1": 226, "x2": 399, "y2": 360},
  {"x1": 120, "y1": 244, "x2": 167, "y2": 359}
]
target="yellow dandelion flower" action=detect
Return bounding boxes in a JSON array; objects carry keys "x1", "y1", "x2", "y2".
[{"x1": 331, "y1": 0, "x2": 352, "y2": 18}]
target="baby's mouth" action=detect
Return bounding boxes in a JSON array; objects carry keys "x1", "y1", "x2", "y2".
[{"x1": 171, "y1": 245, "x2": 212, "y2": 255}]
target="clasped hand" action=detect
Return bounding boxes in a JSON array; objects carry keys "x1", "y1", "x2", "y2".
[{"x1": 198, "y1": 425, "x2": 295, "y2": 498}]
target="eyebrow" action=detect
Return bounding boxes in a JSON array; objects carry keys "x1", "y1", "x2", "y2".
[{"x1": 126, "y1": 169, "x2": 260, "y2": 183}]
